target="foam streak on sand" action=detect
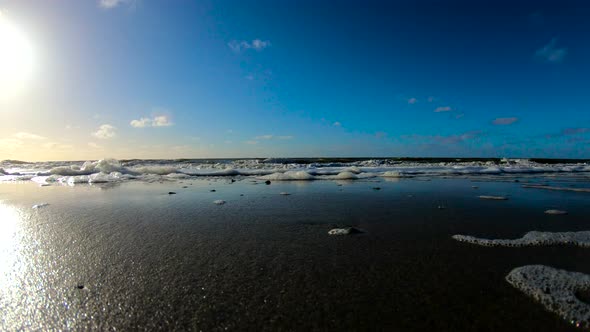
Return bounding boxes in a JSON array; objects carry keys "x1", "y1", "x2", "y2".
[
  {"x1": 506, "y1": 265, "x2": 590, "y2": 328},
  {"x1": 478, "y1": 195, "x2": 508, "y2": 200},
  {"x1": 452, "y1": 231, "x2": 590, "y2": 248},
  {"x1": 523, "y1": 185, "x2": 590, "y2": 193}
]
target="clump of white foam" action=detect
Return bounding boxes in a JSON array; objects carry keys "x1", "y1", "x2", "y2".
[
  {"x1": 478, "y1": 195, "x2": 508, "y2": 200},
  {"x1": 328, "y1": 228, "x2": 350, "y2": 235},
  {"x1": 261, "y1": 171, "x2": 315, "y2": 181},
  {"x1": 335, "y1": 171, "x2": 358, "y2": 180},
  {"x1": 506, "y1": 265, "x2": 590, "y2": 328},
  {"x1": 545, "y1": 210, "x2": 568, "y2": 215},
  {"x1": 32, "y1": 203, "x2": 49, "y2": 209},
  {"x1": 328, "y1": 227, "x2": 364, "y2": 235},
  {"x1": 279, "y1": 192, "x2": 291, "y2": 196},
  {"x1": 452, "y1": 231, "x2": 590, "y2": 248},
  {"x1": 213, "y1": 200, "x2": 226, "y2": 205},
  {"x1": 381, "y1": 171, "x2": 403, "y2": 178}
]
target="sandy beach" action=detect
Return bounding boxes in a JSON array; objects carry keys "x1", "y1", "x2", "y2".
[{"x1": 1, "y1": 176, "x2": 589, "y2": 331}]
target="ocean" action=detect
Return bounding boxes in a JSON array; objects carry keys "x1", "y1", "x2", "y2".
[{"x1": 0, "y1": 158, "x2": 589, "y2": 330}]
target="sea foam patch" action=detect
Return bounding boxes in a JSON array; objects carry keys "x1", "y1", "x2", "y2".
[
  {"x1": 260, "y1": 171, "x2": 315, "y2": 181},
  {"x1": 452, "y1": 231, "x2": 590, "y2": 248},
  {"x1": 478, "y1": 195, "x2": 508, "y2": 200},
  {"x1": 506, "y1": 265, "x2": 590, "y2": 328}
]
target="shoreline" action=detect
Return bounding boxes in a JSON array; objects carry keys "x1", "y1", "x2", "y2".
[{"x1": 0, "y1": 178, "x2": 589, "y2": 330}]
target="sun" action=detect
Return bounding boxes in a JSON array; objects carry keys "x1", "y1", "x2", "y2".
[{"x1": 0, "y1": 12, "x2": 34, "y2": 101}]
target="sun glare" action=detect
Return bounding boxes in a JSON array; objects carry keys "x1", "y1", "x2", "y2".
[{"x1": 0, "y1": 12, "x2": 34, "y2": 101}]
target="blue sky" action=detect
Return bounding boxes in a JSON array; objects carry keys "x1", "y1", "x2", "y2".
[{"x1": 0, "y1": 0, "x2": 589, "y2": 160}]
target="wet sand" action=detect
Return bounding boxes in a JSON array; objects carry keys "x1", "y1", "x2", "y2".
[{"x1": 0, "y1": 177, "x2": 589, "y2": 331}]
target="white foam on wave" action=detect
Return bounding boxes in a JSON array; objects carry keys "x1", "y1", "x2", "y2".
[
  {"x1": 32, "y1": 203, "x2": 49, "y2": 209},
  {"x1": 260, "y1": 171, "x2": 315, "y2": 181},
  {"x1": 334, "y1": 171, "x2": 358, "y2": 180},
  {"x1": 49, "y1": 159, "x2": 125, "y2": 176},
  {"x1": 452, "y1": 231, "x2": 590, "y2": 248},
  {"x1": 4, "y1": 158, "x2": 590, "y2": 185},
  {"x1": 0, "y1": 174, "x2": 35, "y2": 182},
  {"x1": 506, "y1": 265, "x2": 590, "y2": 328},
  {"x1": 381, "y1": 171, "x2": 404, "y2": 178},
  {"x1": 131, "y1": 166, "x2": 179, "y2": 175}
]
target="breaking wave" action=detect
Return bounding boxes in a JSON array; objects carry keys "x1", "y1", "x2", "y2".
[{"x1": 0, "y1": 157, "x2": 588, "y2": 185}]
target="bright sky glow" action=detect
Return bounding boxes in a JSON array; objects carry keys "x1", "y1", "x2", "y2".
[{"x1": 0, "y1": 11, "x2": 34, "y2": 101}]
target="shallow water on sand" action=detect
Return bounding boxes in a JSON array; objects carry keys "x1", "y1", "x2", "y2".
[{"x1": 1, "y1": 177, "x2": 589, "y2": 331}]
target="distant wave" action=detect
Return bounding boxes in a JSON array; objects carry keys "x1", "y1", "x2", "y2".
[{"x1": 0, "y1": 158, "x2": 588, "y2": 185}]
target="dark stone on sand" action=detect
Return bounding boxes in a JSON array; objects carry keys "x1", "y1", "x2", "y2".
[
  {"x1": 231, "y1": 179, "x2": 236, "y2": 183},
  {"x1": 182, "y1": 186, "x2": 188, "y2": 188},
  {"x1": 210, "y1": 189, "x2": 216, "y2": 192},
  {"x1": 240, "y1": 194, "x2": 244, "y2": 196},
  {"x1": 265, "y1": 180, "x2": 271, "y2": 185},
  {"x1": 168, "y1": 192, "x2": 176, "y2": 195},
  {"x1": 372, "y1": 187, "x2": 381, "y2": 190},
  {"x1": 76, "y1": 285, "x2": 84, "y2": 289}
]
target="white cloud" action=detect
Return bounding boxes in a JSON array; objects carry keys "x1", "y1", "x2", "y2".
[
  {"x1": 99, "y1": 0, "x2": 134, "y2": 9},
  {"x1": 408, "y1": 98, "x2": 417, "y2": 104},
  {"x1": 252, "y1": 135, "x2": 293, "y2": 141},
  {"x1": 434, "y1": 106, "x2": 452, "y2": 112},
  {"x1": 255, "y1": 135, "x2": 274, "y2": 140},
  {"x1": 92, "y1": 124, "x2": 117, "y2": 139},
  {"x1": 130, "y1": 115, "x2": 173, "y2": 128},
  {"x1": 13, "y1": 132, "x2": 46, "y2": 140},
  {"x1": 535, "y1": 38, "x2": 567, "y2": 63},
  {"x1": 152, "y1": 115, "x2": 173, "y2": 127},
  {"x1": 333, "y1": 121, "x2": 342, "y2": 127},
  {"x1": 493, "y1": 117, "x2": 518, "y2": 125},
  {"x1": 130, "y1": 118, "x2": 151, "y2": 128},
  {"x1": 228, "y1": 39, "x2": 271, "y2": 53},
  {"x1": 88, "y1": 142, "x2": 103, "y2": 149}
]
